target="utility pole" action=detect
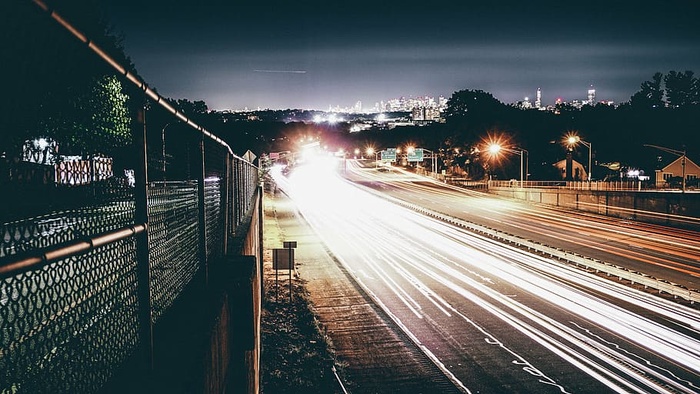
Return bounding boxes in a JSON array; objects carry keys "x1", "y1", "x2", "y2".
[{"x1": 644, "y1": 144, "x2": 687, "y2": 193}]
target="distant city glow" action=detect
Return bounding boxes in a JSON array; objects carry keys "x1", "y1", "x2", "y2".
[{"x1": 104, "y1": 0, "x2": 700, "y2": 111}]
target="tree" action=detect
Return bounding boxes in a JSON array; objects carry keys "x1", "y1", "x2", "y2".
[
  {"x1": 444, "y1": 89, "x2": 505, "y2": 121},
  {"x1": 1, "y1": 0, "x2": 135, "y2": 159},
  {"x1": 629, "y1": 72, "x2": 664, "y2": 108},
  {"x1": 172, "y1": 99, "x2": 209, "y2": 118},
  {"x1": 664, "y1": 70, "x2": 697, "y2": 108},
  {"x1": 444, "y1": 89, "x2": 513, "y2": 142},
  {"x1": 35, "y1": 76, "x2": 132, "y2": 158}
]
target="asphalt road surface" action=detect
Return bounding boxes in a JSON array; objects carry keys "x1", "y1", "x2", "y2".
[{"x1": 273, "y1": 158, "x2": 700, "y2": 394}]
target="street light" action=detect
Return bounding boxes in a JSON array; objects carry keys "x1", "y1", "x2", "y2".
[
  {"x1": 161, "y1": 122, "x2": 177, "y2": 180},
  {"x1": 487, "y1": 143, "x2": 528, "y2": 187},
  {"x1": 644, "y1": 144, "x2": 687, "y2": 193},
  {"x1": 406, "y1": 146, "x2": 415, "y2": 168},
  {"x1": 366, "y1": 147, "x2": 377, "y2": 168},
  {"x1": 567, "y1": 135, "x2": 592, "y2": 181}
]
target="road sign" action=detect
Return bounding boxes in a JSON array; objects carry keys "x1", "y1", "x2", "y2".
[
  {"x1": 283, "y1": 241, "x2": 297, "y2": 249},
  {"x1": 273, "y1": 248, "x2": 294, "y2": 270},
  {"x1": 243, "y1": 150, "x2": 257, "y2": 163},
  {"x1": 381, "y1": 148, "x2": 397, "y2": 162},
  {"x1": 407, "y1": 148, "x2": 424, "y2": 162}
]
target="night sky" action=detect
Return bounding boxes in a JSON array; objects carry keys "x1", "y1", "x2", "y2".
[{"x1": 103, "y1": 0, "x2": 700, "y2": 111}]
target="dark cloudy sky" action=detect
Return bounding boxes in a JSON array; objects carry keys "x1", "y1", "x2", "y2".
[{"x1": 103, "y1": 0, "x2": 700, "y2": 111}]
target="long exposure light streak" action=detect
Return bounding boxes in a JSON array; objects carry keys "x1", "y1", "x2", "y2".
[
  {"x1": 356, "y1": 170, "x2": 700, "y2": 315},
  {"x1": 274, "y1": 159, "x2": 700, "y2": 393}
]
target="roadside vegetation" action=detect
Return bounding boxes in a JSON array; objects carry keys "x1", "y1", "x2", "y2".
[
  {"x1": 260, "y1": 271, "x2": 345, "y2": 393},
  {"x1": 260, "y1": 180, "x2": 346, "y2": 394}
]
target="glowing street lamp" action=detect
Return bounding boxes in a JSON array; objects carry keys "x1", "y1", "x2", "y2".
[
  {"x1": 487, "y1": 143, "x2": 528, "y2": 186},
  {"x1": 366, "y1": 147, "x2": 377, "y2": 168},
  {"x1": 566, "y1": 134, "x2": 592, "y2": 181}
]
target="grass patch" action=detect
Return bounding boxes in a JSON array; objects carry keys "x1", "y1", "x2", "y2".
[{"x1": 261, "y1": 274, "x2": 345, "y2": 393}]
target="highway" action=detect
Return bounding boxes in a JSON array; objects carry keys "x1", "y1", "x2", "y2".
[
  {"x1": 273, "y1": 157, "x2": 700, "y2": 394},
  {"x1": 345, "y1": 160, "x2": 700, "y2": 292}
]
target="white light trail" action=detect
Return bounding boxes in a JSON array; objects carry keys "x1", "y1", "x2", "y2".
[{"x1": 274, "y1": 161, "x2": 700, "y2": 393}]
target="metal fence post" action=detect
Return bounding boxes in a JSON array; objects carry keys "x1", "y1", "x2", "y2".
[
  {"x1": 258, "y1": 184, "x2": 265, "y2": 296},
  {"x1": 234, "y1": 160, "x2": 241, "y2": 228},
  {"x1": 134, "y1": 104, "x2": 154, "y2": 371},
  {"x1": 198, "y1": 136, "x2": 208, "y2": 285},
  {"x1": 222, "y1": 153, "x2": 230, "y2": 255}
]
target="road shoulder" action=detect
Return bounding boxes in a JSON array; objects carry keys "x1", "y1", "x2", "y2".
[{"x1": 263, "y1": 189, "x2": 462, "y2": 394}]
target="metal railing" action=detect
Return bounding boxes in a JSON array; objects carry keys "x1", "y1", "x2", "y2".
[
  {"x1": 487, "y1": 180, "x2": 657, "y2": 191},
  {"x1": 1, "y1": 2, "x2": 259, "y2": 392}
]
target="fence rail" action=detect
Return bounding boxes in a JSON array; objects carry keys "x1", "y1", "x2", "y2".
[
  {"x1": 487, "y1": 180, "x2": 655, "y2": 191},
  {"x1": 486, "y1": 179, "x2": 700, "y2": 192},
  {"x1": 1, "y1": 2, "x2": 260, "y2": 392}
]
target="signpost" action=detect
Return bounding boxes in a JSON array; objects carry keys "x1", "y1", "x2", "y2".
[
  {"x1": 242, "y1": 149, "x2": 257, "y2": 164},
  {"x1": 273, "y1": 240, "x2": 297, "y2": 301}
]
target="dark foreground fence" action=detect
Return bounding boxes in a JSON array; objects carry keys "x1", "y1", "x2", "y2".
[{"x1": 2, "y1": 2, "x2": 261, "y2": 393}]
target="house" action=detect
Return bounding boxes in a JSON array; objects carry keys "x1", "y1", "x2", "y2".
[
  {"x1": 654, "y1": 156, "x2": 700, "y2": 188},
  {"x1": 552, "y1": 159, "x2": 587, "y2": 181}
]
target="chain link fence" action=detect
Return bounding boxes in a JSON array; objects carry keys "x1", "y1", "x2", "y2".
[{"x1": 1, "y1": 2, "x2": 260, "y2": 392}]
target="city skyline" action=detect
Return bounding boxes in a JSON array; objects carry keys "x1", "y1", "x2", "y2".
[
  {"x1": 103, "y1": 0, "x2": 700, "y2": 111},
  {"x1": 322, "y1": 85, "x2": 609, "y2": 114}
]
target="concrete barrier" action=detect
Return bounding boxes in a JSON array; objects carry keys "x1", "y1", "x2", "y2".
[{"x1": 489, "y1": 186, "x2": 700, "y2": 229}]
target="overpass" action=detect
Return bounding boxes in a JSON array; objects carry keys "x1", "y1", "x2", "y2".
[{"x1": 1, "y1": 3, "x2": 263, "y2": 392}]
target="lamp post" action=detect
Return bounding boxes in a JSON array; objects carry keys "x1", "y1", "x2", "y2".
[
  {"x1": 161, "y1": 122, "x2": 176, "y2": 179},
  {"x1": 366, "y1": 147, "x2": 377, "y2": 168},
  {"x1": 644, "y1": 144, "x2": 687, "y2": 193},
  {"x1": 567, "y1": 135, "x2": 592, "y2": 181},
  {"x1": 488, "y1": 144, "x2": 528, "y2": 187}
]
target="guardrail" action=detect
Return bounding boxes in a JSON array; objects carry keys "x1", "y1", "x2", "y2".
[{"x1": 359, "y1": 186, "x2": 699, "y2": 304}]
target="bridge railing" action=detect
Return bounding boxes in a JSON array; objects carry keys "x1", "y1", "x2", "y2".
[
  {"x1": 487, "y1": 180, "x2": 655, "y2": 191},
  {"x1": 1, "y1": 2, "x2": 259, "y2": 392}
]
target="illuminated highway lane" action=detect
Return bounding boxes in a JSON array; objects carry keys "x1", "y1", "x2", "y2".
[
  {"x1": 344, "y1": 160, "x2": 700, "y2": 290},
  {"x1": 274, "y1": 159, "x2": 700, "y2": 394}
]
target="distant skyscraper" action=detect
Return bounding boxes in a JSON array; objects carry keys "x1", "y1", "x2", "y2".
[
  {"x1": 535, "y1": 88, "x2": 542, "y2": 109},
  {"x1": 587, "y1": 86, "x2": 596, "y2": 105}
]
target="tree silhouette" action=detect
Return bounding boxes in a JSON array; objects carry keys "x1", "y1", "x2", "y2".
[
  {"x1": 1, "y1": 1, "x2": 135, "y2": 159},
  {"x1": 664, "y1": 70, "x2": 698, "y2": 108},
  {"x1": 629, "y1": 72, "x2": 664, "y2": 109}
]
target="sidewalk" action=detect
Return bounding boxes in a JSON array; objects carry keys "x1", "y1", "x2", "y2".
[{"x1": 262, "y1": 189, "x2": 462, "y2": 394}]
